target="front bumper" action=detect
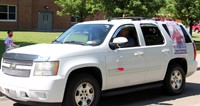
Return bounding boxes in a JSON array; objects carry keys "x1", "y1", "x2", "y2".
[{"x1": 0, "y1": 73, "x2": 66, "y2": 104}]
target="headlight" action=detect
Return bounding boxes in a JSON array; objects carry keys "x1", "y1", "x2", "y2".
[{"x1": 33, "y1": 61, "x2": 59, "y2": 76}]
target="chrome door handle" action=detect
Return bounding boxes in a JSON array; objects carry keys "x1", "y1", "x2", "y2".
[
  {"x1": 162, "y1": 48, "x2": 170, "y2": 53},
  {"x1": 134, "y1": 51, "x2": 144, "y2": 56}
]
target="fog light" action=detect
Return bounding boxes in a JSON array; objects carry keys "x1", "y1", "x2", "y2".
[
  {"x1": 20, "y1": 91, "x2": 29, "y2": 98},
  {"x1": 35, "y1": 92, "x2": 47, "y2": 100}
]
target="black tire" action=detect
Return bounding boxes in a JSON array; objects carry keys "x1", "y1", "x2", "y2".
[
  {"x1": 62, "y1": 73, "x2": 100, "y2": 106},
  {"x1": 163, "y1": 64, "x2": 185, "y2": 95}
]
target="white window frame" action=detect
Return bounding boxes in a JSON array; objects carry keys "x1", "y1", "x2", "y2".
[
  {"x1": 70, "y1": 16, "x2": 79, "y2": 23},
  {"x1": 0, "y1": 5, "x2": 17, "y2": 22}
]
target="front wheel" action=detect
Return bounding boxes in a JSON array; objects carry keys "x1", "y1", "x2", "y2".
[
  {"x1": 163, "y1": 64, "x2": 185, "y2": 95},
  {"x1": 62, "y1": 73, "x2": 100, "y2": 106}
]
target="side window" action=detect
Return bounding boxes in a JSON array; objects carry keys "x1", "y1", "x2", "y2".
[
  {"x1": 141, "y1": 24, "x2": 164, "y2": 46},
  {"x1": 114, "y1": 25, "x2": 139, "y2": 47},
  {"x1": 179, "y1": 25, "x2": 192, "y2": 43},
  {"x1": 162, "y1": 24, "x2": 170, "y2": 37}
]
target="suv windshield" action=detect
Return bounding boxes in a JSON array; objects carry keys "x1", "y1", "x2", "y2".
[{"x1": 53, "y1": 24, "x2": 113, "y2": 46}]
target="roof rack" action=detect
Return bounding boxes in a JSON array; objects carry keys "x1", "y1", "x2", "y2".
[{"x1": 107, "y1": 17, "x2": 146, "y2": 21}]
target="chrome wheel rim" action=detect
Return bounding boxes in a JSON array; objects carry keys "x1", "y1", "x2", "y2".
[
  {"x1": 170, "y1": 70, "x2": 182, "y2": 90},
  {"x1": 75, "y1": 82, "x2": 94, "y2": 106}
]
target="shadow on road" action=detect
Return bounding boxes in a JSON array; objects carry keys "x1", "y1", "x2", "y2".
[
  {"x1": 99, "y1": 82, "x2": 200, "y2": 106},
  {"x1": 10, "y1": 82, "x2": 200, "y2": 106},
  {"x1": 13, "y1": 103, "x2": 27, "y2": 106}
]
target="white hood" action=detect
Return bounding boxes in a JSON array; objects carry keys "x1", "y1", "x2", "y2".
[{"x1": 6, "y1": 44, "x2": 97, "y2": 60}]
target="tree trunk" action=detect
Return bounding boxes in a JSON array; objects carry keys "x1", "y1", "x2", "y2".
[{"x1": 189, "y1": 18, "x2": 193, "y2": 36}]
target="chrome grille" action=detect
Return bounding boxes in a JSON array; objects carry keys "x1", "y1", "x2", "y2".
[
  {"x1": 3, "y1": 59, "x2": 33, "y2": 66},
  {"x1": 2, "y1": 59, "x2": 33, "y2": 77},
  {"x1": 2, "y1": 66, "x2": 31, "y2": 77}
]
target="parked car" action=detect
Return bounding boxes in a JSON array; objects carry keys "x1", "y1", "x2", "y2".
[
  {"x1": 0, "y1": 18, "x2": 197, "y2": 106},
  {"x1": 192, "y1": 23, "x2": 200, "y2": 33}
]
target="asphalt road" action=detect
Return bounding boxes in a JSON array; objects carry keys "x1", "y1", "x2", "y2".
[{"x1": 1, "y1": 71, "x2": 200, "y2": 106}]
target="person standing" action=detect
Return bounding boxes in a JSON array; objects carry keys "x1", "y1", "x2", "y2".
[{"x1": 4, "y1": 30, "x2": 19, "y2": 51}]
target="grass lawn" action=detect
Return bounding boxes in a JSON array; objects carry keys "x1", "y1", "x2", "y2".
[
  {"x1": 192, "y1": 32, "x2": 200, "y2": 54},
  {"x1": 0, "y1": 31, "x2": 62, "y2": 57}
]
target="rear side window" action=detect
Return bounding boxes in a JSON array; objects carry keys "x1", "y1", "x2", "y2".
[
  {"x1": 141, "y1": 24, "x2": 164, "y2": 46},
  {"x1": 179, "y1": 25, "x2": 192, "y2": 43},
  {"x1": 162, "y1": 24, "x2": 170, "y2": 37},
  {"x1": 163, "y1": 21, "x2": 187, "y2": 54},
  {"x1": 162, "y1": 23, "x2": 192, "y2": 43}
]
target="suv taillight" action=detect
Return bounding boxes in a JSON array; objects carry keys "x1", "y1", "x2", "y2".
[{"x1": 193, "y1": 41, "x2": 197, "y2": 60}]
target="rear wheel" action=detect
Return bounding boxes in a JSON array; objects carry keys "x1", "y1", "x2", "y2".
[
  {"x1": 163, "y1": 64, "x2": 185, "y2": 95},
  {"x1": 62, "y1": 73, "x2": 100, "y2": 106}
]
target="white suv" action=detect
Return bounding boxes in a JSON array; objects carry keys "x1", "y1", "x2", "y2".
[{"x1": 0, "y1": 18, "x2": 197, "y2": 106}]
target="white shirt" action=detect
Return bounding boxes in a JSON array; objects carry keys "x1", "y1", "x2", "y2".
[{"x1": 5, "y1": 36, "x2": 13, "y2": 49}]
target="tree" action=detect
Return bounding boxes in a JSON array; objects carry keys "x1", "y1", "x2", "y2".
[
  {"x1": 55, "y1": 0, "x2": 102, "y2": 22},
  {"x1": 162, "y1": 0, "x2": 200, "y2": 35},
  {"x1": 158, "y1": 0, "x2": 175, "y2": 18},
  {"x1": 55, "y1": 0, "x2": 166, "y2": 21},
  {"x1": 101, "y1": 0, "x2": 166, "y2": 18},
  {"x1": 175, "y1": 0, "x2": 200, "y2": 35}
]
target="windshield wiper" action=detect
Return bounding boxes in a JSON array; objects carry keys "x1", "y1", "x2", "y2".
[
  {"x1": 64, "y1": 41, "x2": 86, "y2": 45},
  {"x1": 52, "y1": 39, "x2": 63, "y2": 44}
]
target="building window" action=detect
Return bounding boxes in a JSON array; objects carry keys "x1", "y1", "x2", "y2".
[
  {"x1": 71, "y1": 17, "x2": 79, "y2": 23},
  {"x1": 0, "y1": 5, "x2": 16, "y2": 21}
]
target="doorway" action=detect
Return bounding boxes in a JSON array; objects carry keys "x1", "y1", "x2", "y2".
[{"x1": 38, "y1": 12, "x2": 52, "y2": 31}]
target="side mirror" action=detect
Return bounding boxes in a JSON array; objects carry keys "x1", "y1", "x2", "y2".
[{"x1": 110, "y1": 37, "x2": 128, "y2": 49}]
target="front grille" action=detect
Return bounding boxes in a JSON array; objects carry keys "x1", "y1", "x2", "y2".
[
  {"x1": 2, "y1": 59, "x2": 33, "y2": 77},
  {"x1": 2, "y1": 66, "x2": 31, "y2": 77},
  {"x1": 3, "y1": 59, "x2": 33, "y2": 66}
]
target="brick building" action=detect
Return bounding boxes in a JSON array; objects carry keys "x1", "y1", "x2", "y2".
[{"x1": 0, "y1": 0, "x2": 104, "y2": 31}]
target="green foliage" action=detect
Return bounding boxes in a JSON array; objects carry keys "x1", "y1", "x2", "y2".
[
  {"x1": 158, "y1": 0, "x2": 175, "y2": 17},
  {"x1": 101, "y1": 0, "x2": 166, "y2": 18},
  {"x1": 162, "y1": 0, "x2": 200, "y2": 24},
  {"x1": 55, "y1": 0, "x2": 166, "y2": 19},
  {"x1": 192, "y1": 33, "x2": 200, "y2": 54},
  {"x1": 174, "y1": 0, "x2": 200, "y2": 21},
  {"x1": 159, "y1": 0, "x2": 200, "y2": 35},
  {"x1": 55, "y1": 0, "x2": 102, "y2": 21}
]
